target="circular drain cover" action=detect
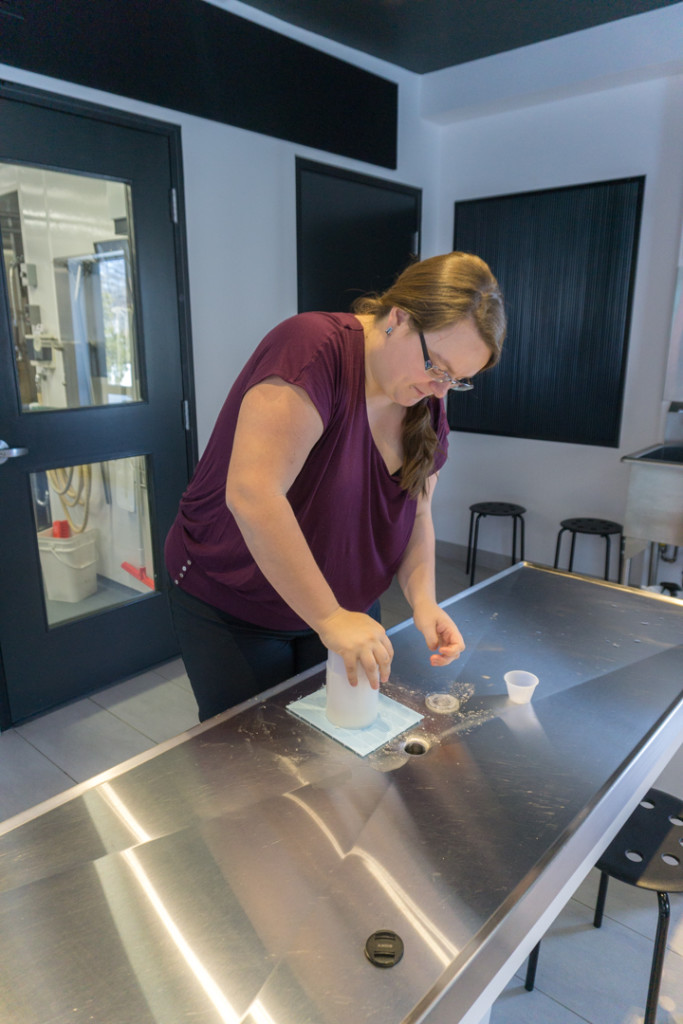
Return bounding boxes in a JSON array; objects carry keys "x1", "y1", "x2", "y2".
[
  {"x1": 365, "y1": 930, "x2": 404, "y2": 968},
  {"x1": 425, "y1": 692, "x2": 460, "y2": 713}
]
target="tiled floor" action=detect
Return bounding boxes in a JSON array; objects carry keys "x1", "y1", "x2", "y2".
[
  {"x1": 1, "y1": 543, "x2": 681, "y2": 1022},
  {"x1": 0, "y1": 657, "x2": 198, "y2": 822}
]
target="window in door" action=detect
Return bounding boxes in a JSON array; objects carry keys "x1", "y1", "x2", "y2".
[
  {"x1": 31, "y1": 454, "x2": 155, "y2": 628},
  {"x1": 0, "y1": 162, "x2": 142, "y2": 413}
]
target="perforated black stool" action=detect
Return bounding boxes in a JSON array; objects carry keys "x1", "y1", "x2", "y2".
[
  {"x1": 465, "y1": 502, "x2": 526, "y2": 587},
  {"x1": 525, "y1": 789, "x2": 683, "y2": 1024},
  {"x1": 554, "y1": 517, "x2": 623, "y2": 581}
]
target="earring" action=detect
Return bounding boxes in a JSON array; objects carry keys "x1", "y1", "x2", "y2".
[{"x1": 385, "y1": 326, "x2": 393, "y2": 335}]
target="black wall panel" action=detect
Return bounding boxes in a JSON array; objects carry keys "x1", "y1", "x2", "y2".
[
  {"x1": 0, "y1": 0, "x2": 397, "y2": 168},
  {"x1": 449, "y1": 178, "x2": 644, "y2": 447},
  {"x1": 296, "y1": 158, "x2": 421, "y2": 312}
]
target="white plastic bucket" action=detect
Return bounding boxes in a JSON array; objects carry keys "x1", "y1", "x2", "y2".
[{"x1": 37, "y1": 528, "x2": 97, "y2": 603}]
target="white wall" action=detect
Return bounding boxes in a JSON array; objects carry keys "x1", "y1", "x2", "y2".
[
  {"x1": 420, "y1": 4, "x2": 683, "y2": 124},
  {"x1": 428, "y1": 71, "x2": 683, "y2": 578}
]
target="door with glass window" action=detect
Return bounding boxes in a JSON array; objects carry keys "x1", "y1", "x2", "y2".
[{"x1": 0, "y1": 86, "x2": 193, "y2": 726}]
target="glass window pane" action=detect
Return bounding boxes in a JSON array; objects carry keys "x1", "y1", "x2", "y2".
[
  {"x1": 0, "y1": 163, "x2": 142, "y2": 411},
  {"x1": 31, "y1": 456, "x2": 155, "y2": 628}
]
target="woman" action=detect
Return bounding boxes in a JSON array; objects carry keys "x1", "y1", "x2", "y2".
[{"x1": 165, "y1": 251, "x2": 506, "y2": 721}]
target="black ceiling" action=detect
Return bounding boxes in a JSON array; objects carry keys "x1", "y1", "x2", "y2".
[{"x1": 235, "y1": 0, "x2": 683, "y2": 74}]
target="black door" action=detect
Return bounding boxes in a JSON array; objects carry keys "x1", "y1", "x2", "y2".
[
  {"x1": 0, "y1": 84, "x2": 194, "y2": 726},
  {"x1": 296, "y1": 158, "x2": 421, "y2": 312}
]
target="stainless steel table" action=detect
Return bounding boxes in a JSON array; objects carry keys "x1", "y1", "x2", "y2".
[{"x1": 1, "y1": 564, "x2": 682, "y2": 1024}]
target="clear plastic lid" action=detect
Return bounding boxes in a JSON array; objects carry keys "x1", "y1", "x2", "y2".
[{"x1": 425, "y1": 693, "x2": 460, "y2": 714}]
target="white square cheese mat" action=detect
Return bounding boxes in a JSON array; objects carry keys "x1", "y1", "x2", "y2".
[{"x1": 287, "y1": 686, "x2": 424, "y2": 756}]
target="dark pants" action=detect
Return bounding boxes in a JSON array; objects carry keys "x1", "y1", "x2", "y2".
[{"x1": 169, "y1": 585, "x2": 381, "y2": 722}]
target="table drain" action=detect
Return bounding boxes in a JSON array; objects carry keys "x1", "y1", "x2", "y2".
[{"x1": 365, "y1": 930, "x2": 404, "y2": 968}]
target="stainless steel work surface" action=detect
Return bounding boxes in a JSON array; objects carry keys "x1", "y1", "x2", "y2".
[{"x1": 1, "y1": 565, "x2": 682, "y2": 1024}]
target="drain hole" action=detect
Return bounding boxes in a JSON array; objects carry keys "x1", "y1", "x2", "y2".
[
  {"x1": 404, "y1": 739, "x2": 427, "y2": 756},
  {"x1": 625, "y1": 849, "x2": 643, "y2": 863}
]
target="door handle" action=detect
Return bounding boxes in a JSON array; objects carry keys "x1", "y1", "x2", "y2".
[{"x1": 0, "y1": 440, "x2": 29, "y2": 465}]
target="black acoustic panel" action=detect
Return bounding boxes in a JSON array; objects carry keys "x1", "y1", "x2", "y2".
[
  {"x1": 449, "y1": 178, "x2": 644, "y2": 446},
  {"x1": 0, "y1": 0, "x2": 397, "y2": 169},
  {"x1": 296, "y1": 158, "x2": 421, "y2": 312}
]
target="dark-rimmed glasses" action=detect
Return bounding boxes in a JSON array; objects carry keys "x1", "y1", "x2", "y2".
[{"x1": 418, "y1": 332, "x2": 474, "y2": 391}]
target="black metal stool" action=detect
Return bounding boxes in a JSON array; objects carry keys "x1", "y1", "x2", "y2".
[
  {"x1": 525, "y1": 789, "x2": 683, "y2": 1024},
  {"x1": 465, "y1": 502, "x2": 526, "y2": 587},
  {"x1": 554, "y1": 517, "x2": 623, "y2": 582}
]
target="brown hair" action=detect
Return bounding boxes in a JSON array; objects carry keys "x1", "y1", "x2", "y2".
[{"x1": 353, "y1": 252, "x2": 506, "y2": 498}]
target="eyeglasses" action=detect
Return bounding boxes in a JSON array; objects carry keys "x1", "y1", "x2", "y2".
[{"x1": 419, "y1": 332, "x2": 474, "y2": 391}]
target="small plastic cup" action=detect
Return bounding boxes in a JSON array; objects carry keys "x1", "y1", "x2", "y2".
[
  {"x1": 504, "y1": 670, "x2": 539, "y2": 704},
  {"x1": 325, "y1": 650, "x2": 379, "y2": 728}
]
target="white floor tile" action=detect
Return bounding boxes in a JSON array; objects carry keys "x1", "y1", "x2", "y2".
[
  {"x1": 91, "y1": 671, "x2": 198, "y2": 742},
  {"x1": 152, "y1": 656, "x2": 188, "y2": 682},
  {"x1": 491, "y1": 975, "x2": 588, "y2": 1023},
  {"x1": 573, "y1": 868, "x2": 683, "y2": 957},
  {"x1": 15, "y1": 699, "x2": 155, "y2": 783},
  {"x1": 656, "y1": 741, "x2": 683, "y2": 795},
  {"x1": 0, "y1": 729, "x2": 75, "y2": 820},
  {"x1": 530, "y1": 898, "x2": 683, "y2": 1024},
  {"x1": 150, "y1": 656, "x2": 193, "y2": 693}
]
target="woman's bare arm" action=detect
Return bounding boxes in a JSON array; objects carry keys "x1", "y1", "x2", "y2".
[{"x1": 225, "y1": 377, "x2": 393, "y2": 685}]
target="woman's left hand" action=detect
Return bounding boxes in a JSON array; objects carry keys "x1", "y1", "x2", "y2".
[{"x1": 413, "y1": 602, "x2": 466, "y2": 666}]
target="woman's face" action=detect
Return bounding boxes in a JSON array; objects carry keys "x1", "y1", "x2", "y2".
[{"x1": 384, "y1": 317, "x2": 491, "y2": 406}]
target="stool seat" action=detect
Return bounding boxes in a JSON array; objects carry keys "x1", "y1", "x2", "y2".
[
  {"x1": 596, "y1": 789, "x2": 683, "y2": 894},
  {"x1": 525, "y1": 789, "x2": 683, "y2": 1023},
  {"x1": 465, "y1": 502, "x2": 526, "y2": 587},
  {"x1": 554, "y1": 517, "x2": 623, "y2": 581},
  {"x1": 559, "y1": 517, "x2": 622, "y2": 536},
  {"x1": 470, "y1": 501, "x2": 526, "y2": 517}
]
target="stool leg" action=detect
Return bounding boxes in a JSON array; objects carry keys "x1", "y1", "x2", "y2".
[
  {"x1": 593, "y1": 871, "x2": 609, "y2": 928},
  {"x1": 603, "y1": 534, "x2": 611, "y2": 581},
  {"x1": 470, "y1": 515, "x2": 482, "y2": 586},
  {"x1": 511, "y1": 515, "x2": 518, "y2": 565},
  {"x1": 618, "y1": 533, "x2": 624, "y2": 584},
  {"x1": 568, "y1": 531, "x2": 577, "y2": 573},
  {"x1": 465, "y1": 511, "x2": 475, "y2": 575},
  {"x1": 644, "y1": 892, "x2": 670, "y2": 1024},
  {"x1": 554, "y1": 528, "x2": 566, "y2": 569},
  {"x1": 525, "y1": 941, "x2": 540, "y2": 991},
  {"x1": 519, "y1": 514, "x2": 525, "y2": 562}
]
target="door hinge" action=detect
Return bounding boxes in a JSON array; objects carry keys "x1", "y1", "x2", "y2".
[
  {"x1": 182, "y1": 399, "x2": 190, "y2": 430},
  {"x1": 170, "y1": 188, "x2": 178, "y2": 225}
]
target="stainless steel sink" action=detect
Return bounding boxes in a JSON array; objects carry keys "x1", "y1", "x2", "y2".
[
  {"x1": 622, "y1": 444, "x2": 683, "y2": 466},
  {"x1": 621, "y1": 443, "x2": 683, "y2": 545}
]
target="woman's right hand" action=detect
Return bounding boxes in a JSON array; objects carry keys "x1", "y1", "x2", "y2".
[{"x1": 317, "y1": 608, "x2": 394, "y2": 689}]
